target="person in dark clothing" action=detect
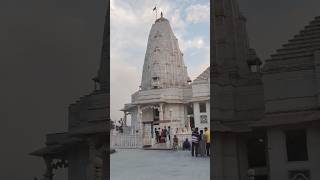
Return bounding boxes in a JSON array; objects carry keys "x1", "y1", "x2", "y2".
[
  {"x1": 163, "y1": 126, "x2": 167, "y2": 143},
  {"x1": 158, "y1": 128, "x2": 161, "y2": 142},
  {"x1": 183, "y1": 138, "x2": 191, "y2": 150},
  {"x1": 191, "y1": 127, "x2": 200, "y2": 157},
  {"x1": 167, "y1": 126, "x2": 171, "y2": 141},
  {"x1": 155, "y1": 128, "x2": 159, "y2": 143}
]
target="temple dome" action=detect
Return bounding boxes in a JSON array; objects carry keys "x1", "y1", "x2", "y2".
[{"x1": 140, "y1": 15, "x2": 190, "y2": 90}]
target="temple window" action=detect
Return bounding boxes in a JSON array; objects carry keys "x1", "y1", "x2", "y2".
[
  {"x1": 247, "y1": 134, "x2": 267, "y2": 168},
  {"x1": 187, "y1": 104, "x2": 193, "y2": 115},
  {"x1": 199, "y1": 102, "x2": 206, "y2": 113},
  {"x1": 152, "y1": 76, "x2": 160, "y2": 89},
  {"x1": 153, "y1": 108, "x2": 159, "y2": 123},
  {"x1": 285, "y1": 129, "x2": 308, "y2": 162}
]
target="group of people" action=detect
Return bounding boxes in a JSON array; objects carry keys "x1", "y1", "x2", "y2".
[
  {"x1": 154, "y1": 126, "x2": 171, "y2": 143},
  {"x1": 191, "y1": 127, "x2": 210, "y2": 157},
  {"x1": 153, "y1": 126, "x2": 211, "y2": 157}
]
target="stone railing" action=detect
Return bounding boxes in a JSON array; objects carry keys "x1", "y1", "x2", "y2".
[{"x1": 111, "y1": 134, "x2": 142, "y2": 149}]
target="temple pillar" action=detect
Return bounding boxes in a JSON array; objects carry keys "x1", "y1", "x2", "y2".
[
  {"x1": 137, "y1": 105, "x2": 143, "y2": 134},
  {"x1": 314, "y1": 50, "x2": 320, "y2": 106},
  {"x1": 159, "y1": 103, "x2": 164, "y2": 121},
  {"x1": 87, "y1": 139, "x2": 95, "y2": 180},
  {"x1": 101, "y1": 144, "x2": 108, "y2": 180},
  {"x1": 123, "y1": 111, "x2": 127, "y2": 126},
  {"x1": 43, "y1": 156, "x2": 53, "y2": 180}
]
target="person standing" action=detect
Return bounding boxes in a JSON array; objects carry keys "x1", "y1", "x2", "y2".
[
  {"x1": 191, "y1": 127, "x2": 200, "y2": 157},
  {"x1": 199, "y1": 130, "x2": 206, "y2": 157},
  {"x1": 158, "y1": 128, "x2": 161, "y2": 143},
  {"x1": 167, "y1": 126, "x2": 171, "y2": 142},
  {"x1": 163, "y1": 126, "x2": 167, "y2": 143},
  {"x1": 204, "y1": 127, "x2": 210, "y2": 156},
  {"x1": 172, "y1": 135, "x2": 178, "y2": 150},
  {"x1": 160, "y1": 129, "x2": 165, "y2": 143},
  {"x1": 155, "y1": 128, "x2": 159, "y2": 143},
  {"x1": 183, "y1": 138, "x2": 191, "y2": 150}
]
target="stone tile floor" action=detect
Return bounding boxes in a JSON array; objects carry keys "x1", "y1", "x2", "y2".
[{"x1": 110, "y1": 149, "x2": 210, "y2": 180}]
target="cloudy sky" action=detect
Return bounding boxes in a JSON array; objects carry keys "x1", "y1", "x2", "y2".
[{"x1": 110, "y1": 0, "x2": 210, "y2": 122}]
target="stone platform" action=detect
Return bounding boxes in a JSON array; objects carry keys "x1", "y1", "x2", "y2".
[{"x1": 111, "y1": 149, "x2": 210, "y2": 180}]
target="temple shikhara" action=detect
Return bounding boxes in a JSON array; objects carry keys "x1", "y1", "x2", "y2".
[
  {"x1": 212, "y1": 0, "x2": 320, "y2": 180},
  {"x1": 119, "y1": 12, "x2": 210, "y2": 148}
]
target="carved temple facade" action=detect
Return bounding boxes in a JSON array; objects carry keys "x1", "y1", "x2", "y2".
[{"x1": 212, "y1": 0, "x2": 320, "y2": 180}]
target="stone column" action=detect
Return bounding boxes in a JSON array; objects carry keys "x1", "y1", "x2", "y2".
[
  {"x1": 87, "y1": 139, "x2": 96, "y2": 180},
  {"x1": 137, "y1": 105, "x2": 143, "y2": 133},
  {"x1": 314, "y1": 50, "x2": 320, "y2": 106},
  {"x1": 159, "y1": 103, "x2": 164, "y2": 121},
  {"x1": 43, "y1": 156, "x2": 53, "y2": 180},
  {"x1": 137, "y1": 105, "x2": 144, "y2": 147},
  {"x1": 123, "y1": 111, "x2": 127, "y2": 126},
  {"x1": 101, "y1": 144, "x2": 108, "y2": 180}
]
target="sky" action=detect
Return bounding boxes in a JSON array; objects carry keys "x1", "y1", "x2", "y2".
[
  {"x1": 1, "y1": 0, "x2": 320, "y2": 179},
  {"x1": 110, "y1": 0, "x2": 210, "y2": 122}
]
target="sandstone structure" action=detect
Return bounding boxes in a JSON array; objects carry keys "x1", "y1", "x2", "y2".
[
  {"x1": 30, "y1": 9, "x2": 109, "y2": 180},
  {"x1": 212, "y1": 0, "x2": 320, "y2": 180}
]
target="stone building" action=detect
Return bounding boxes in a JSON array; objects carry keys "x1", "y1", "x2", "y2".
[
  {"x1": 191, "y1": 67, "x2": 210, "y2": 130},
  {"x1": 30, "y1": 10, "x2": 109, "y2": 180},
  {"x1": 212, "y1": 0, "x2": 320, "y2": 180},
  {"x1": 253, "y1": 15, "x2": 320, "y2": 180},
  {"x1": 121, "y1": 13, "x2": 210, "y2": 147}
]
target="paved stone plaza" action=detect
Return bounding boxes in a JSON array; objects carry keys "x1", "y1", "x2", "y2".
[{"x1": 110, "y1": 149, "x2": 210, "y2": 180}]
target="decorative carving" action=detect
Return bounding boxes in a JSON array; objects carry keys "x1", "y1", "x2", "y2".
[{"x1": 289, "y1": 170, "x2": 310, "y2": 180}]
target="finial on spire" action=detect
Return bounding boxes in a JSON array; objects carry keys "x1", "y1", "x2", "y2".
[{"x1": 153, "y1": 6, "x2": 158, "y2": 20}]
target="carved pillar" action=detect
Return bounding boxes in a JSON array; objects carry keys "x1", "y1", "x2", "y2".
[
  {"x1": 123, "y1": 111, "x2": 127, "y2": 126},
  {"x1": 87, "y1": 139, "x2": 96, "y2": 180},
  {"x1": 43, "y1": 156, "x2": 53, "y2": 180},
  {"x1": 101, "y1": 144, "x2": 108, "y2": 180},
  {"x1": 159, "y1": 103, "x2": 164, "y2": 121},
  {"x1": 137, "y1": 105, "x2": 143, "y2": 134},
  {"x1": 314, "y1": 50, "x2": 320, "y2": 106}
]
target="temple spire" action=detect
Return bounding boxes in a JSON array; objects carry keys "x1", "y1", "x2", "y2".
[
  {"x1": 213, "y1": 0, "x2": 250, "y2": 77},
  {"x1": 141, "y1": 16, "x2": 189, "y2": 90},
  {"x1": 95, "y1": 9, "x2": 109, "y2": 92}
]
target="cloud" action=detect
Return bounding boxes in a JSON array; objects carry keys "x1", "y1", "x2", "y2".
[
  {"x1": 187, "y1": 47, "x2": 210, "y2": 80},
  {"x1": 186, "y1": 4, "x2": 210, "y2": 23},
  {"x1": 110, "y1": 58, "x2": 140, "y2": 121},
  {"x1": 183, "y1": 36, "x2": 205, "y2": 50}
]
